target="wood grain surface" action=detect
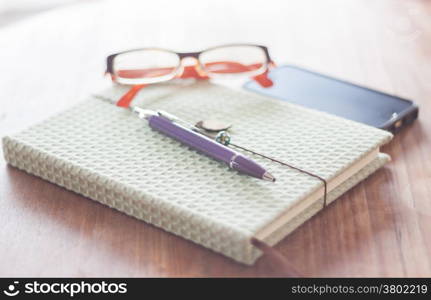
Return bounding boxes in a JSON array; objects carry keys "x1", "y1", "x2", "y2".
[{"x1": 0, "y1": 0, "x2": 430, "y2": 277}]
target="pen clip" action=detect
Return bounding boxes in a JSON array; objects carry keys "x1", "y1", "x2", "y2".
[
  {"x1": 135, "y1": 108, "x2": 214, "y2": 138},
  {"x1": 157, "y1": 110, "x2": 181, "y2": 123},
  {"x1": 157, "y1": 110, "x2": 205, "y2": 133}
]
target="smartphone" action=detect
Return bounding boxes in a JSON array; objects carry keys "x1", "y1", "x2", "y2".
[{"x1": 244, "y1": 65, "x2": 418, "y2": 133}]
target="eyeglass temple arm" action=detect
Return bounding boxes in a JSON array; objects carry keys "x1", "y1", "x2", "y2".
[
  {"x1": 252, "y1": 61, "x2": 276, "y2": 88},
  {"x1": 116, "y1": 84, "x2": 147, "y2": 107}
]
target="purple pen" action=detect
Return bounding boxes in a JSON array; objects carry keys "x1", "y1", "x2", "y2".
[{"x1": 133, "y1": 107, "x2": 275, "y2": 182}]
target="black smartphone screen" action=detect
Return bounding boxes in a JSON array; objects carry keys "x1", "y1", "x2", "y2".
[{"x1": 244, "y1": 65, "x2": 418, "y2": 132}]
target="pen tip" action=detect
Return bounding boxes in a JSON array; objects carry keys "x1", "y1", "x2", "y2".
[{"x1": 263, "y1": 172, "x2": 276, "y2": 182}]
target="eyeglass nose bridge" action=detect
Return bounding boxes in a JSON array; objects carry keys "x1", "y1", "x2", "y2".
[
  {"x1": 175, "y1": 52, "x2": 208, "y2": 79},
  {"x1": 177, "y1": 52, "x2": 201, "y2": 59}
]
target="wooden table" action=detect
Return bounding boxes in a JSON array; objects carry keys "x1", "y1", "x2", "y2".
[{"x1": 1, "y1": 0, "x2": 430, "y2": 277}]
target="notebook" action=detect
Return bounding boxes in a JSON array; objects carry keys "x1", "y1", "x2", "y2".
[{"x1": 2, "y1": 82, "x2": 393, "y2": 264}]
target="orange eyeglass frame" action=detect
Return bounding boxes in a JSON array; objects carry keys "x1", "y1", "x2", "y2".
[{"x1": 105, "y1": 45, "x2": 276, "y2": 108}]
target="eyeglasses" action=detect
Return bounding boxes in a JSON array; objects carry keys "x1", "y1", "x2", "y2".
[{"x1": 106, "y1": 44, "x2": 275, "y2": 107}]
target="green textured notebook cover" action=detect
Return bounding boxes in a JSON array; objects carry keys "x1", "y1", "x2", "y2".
[{"x1": 2, "y1": 82, "x2": 392, "y2": 264}]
